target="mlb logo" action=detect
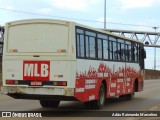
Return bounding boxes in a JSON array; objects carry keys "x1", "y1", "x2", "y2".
[{"x1": 23, "y1": 61, "x2": 50, "y2": 81}]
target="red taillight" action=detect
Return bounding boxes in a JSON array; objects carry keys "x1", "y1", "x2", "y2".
[
  {"x1": 6, "y1": 80, "x2": 17, "y2": 85},
  {"x1": 6, "y1": 80, "x2": 15, "y2": 84},
  {"x1": 53, "y1": 81, "x2": 67, "y2": 86}
]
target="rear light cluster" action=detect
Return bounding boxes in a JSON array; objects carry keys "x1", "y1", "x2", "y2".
[
  {"x1": 6, "y1": 80, "x2": 67, "y2": 86},
  {"x1": 53, "y1": 81, "x2": 67, "y2": 86},
  {"x1": 6, "y1": 80, "x2": 18, "y2": 85}
]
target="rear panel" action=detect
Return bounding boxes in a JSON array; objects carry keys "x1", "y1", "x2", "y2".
[
  {"x1": 2, "y1": 19, "x2": 76, "y2": 91},
  {"x1": 3, "y1": 60, "x2": 74, "y2": 87}
]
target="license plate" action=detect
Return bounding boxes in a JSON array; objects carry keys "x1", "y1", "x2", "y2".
[{"x1": 30, "y1": 81, "x2": 42, "y2": 86}]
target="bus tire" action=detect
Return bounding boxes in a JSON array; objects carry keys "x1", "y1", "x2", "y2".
[
  {"x1": 119, "y1": 93, "x2": 135, "y2": 100},
  {"x1": 119, "y1": 92, "x2": 135, "y2": 100},
  {"x1": 119, "y1": 81, "x2": 135, "y2": 100},
  {"x1": 39, "y1": 100, "x2": 60, "y2": 108},
  {"x1": 92, "y1": 83, "x2": 106, "y2": 109},
  {"x1": 84, "y1": 101, "x2": 92, "y2": 109},
  {"x1": 128, "y1": 92, "x2": 135, "y2": 100},
  {"x1": 128, "y1": 81, "x2": 136, "y2": 100}
]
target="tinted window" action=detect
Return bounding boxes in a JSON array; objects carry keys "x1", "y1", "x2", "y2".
[
  {"x1": 103, "y1": 40, "x2": 108, "y2": 59},
  {"x1": 86, "y1": 31, "x2": 96, "y2": 37},
  {"x1": 98, "y1": 39, "x2": 103, "y2": 59},
  {"x1": 89, "y1": 37, "x2": 96, "y2": 58},
  {"x1": 76, "y1": 34, "x2": 85, "y2": 57},
  {"x1": 109, "y1": 41, "x2": 113, "y2": 60},
  {"x1": 125, "y1": 41, "x2": 131, "y2": 62},
  {"x1": 85, "y1": 36, "x2": 89, "y2": 58},
  {"x1": 76, "y1": 27, "x2": 140, "y2": 63}
]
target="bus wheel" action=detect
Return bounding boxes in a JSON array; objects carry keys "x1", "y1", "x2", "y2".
[
  {"x1": 92, "y1": 83, "x2": 106, "y2": 109},
  {"x1": 119, "y1": 81, "x2": 135, "y2": 100},
  {"x1": 84, "y1": 101, "x2": 92, "y2": 109},
  {"x1": 39, "y1": 100, "x2": 60, "y2": 108},
  {"x1": 119, "y1": 93, "x2": 135, "y2": 100},
  {"x1": 128, "y1": 92, "x2": 135, "y2": 100},
  {"x1": 128, "y1": 81, "x2": 135, "y2": 100}
]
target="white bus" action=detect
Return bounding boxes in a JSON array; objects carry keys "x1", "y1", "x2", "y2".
[{"x1": 1, "y1": 19, "x2": 146, "y2": 109}]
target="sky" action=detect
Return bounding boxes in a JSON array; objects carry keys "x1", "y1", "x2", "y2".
[{"x1": 0, "y1": 0, "x2": 160, "y2": 70}]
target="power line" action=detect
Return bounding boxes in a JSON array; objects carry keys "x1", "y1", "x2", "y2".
[{"x1": 0, "y1": 7, "x2": 158, "y2": 28}]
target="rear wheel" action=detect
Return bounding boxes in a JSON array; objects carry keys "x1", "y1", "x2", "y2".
[
  {"x1": 84, "y1": 83, "x2": 106, "y2": 110},
  {"x1": 119, "y1": 81, "x2": 135, "y2": 100},
  {"x1": 128, "y1": 81, "x2": 135, "y2": 100},
  {"x1": 127, "y1": 92, "x2": 135, "y2": 100},
  {"x1": 39, "y1": 100, "x2": 60, "y2": 108},
  {"x1": 84, "y1": 101, "x2": 92, "y2": 109}
]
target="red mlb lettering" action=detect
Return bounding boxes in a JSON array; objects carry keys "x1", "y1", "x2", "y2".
[{"x1": 23, "y1": 61, "x2": 50, "y2": 81}]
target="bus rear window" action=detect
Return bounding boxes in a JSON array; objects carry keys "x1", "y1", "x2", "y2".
[{"x1": 7, "y1": 23, "x2": 69, "y2": 53}]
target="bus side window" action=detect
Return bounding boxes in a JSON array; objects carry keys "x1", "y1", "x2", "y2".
[
  {"x1": 89, "y1": 36, "x2": 96, "y2": 58},
  {"x1": 121, "y1": 44, "x2": 125, "y2": 61},
  {"x1": 85, "y1": 36, "x2": 89, "y2": 58},
  {"x1": 103, "y1": 39, "x2": 108, "y2": 60},
  {"x1": 76, "y1": 28, "x2": 85, "y2": 58},
  {"x1": 117, "y1": 39, "x2": 125, "y2": 61},
  {"x1": 117, "y1": 43, "x2": 121, "y2": 61},
  {"x1": 132, "y1": 45, "x2": 135, "y2": 62},
  {"x1": 76, "y1": 34, "x2": 85, "y2": 58},
  {"x1": 125, "y1": 41, "x2": 131, "y2": 62},
  {"x1": 76, "y1": 34, "x2": 80, "y2": 57},
  {"x1": 125, "y1": 44, "x2": 129, "y2": 61},
  {"x1": 137, "y1": 44, "x2": 140, "y2": 62},
  {"x1": 129, "y1": 45, "x2": 132, "y2": 61},
  {"x1": 109, "y1": 41, "x2": 113, "y2": 60},
  {"x1": 80, "y1": 34, "x2": 85, "y2": 57},
  {"x1": 85, "y1": 31, "x2": 96, "y2": 59},
  {"x1": 113, "y1": 41, "x2": 117, "y2": 60},
  {"x1": 98, "y1": 39, "x2": 103, "y2": 59},
  {"x1": 109, "y1": 36, "x2": 117, "y2": 61},
  {"x1": 132, "y1": 43, "x2": 138, "y2": 62},
  {"x1": 97, "y1": 34, "x2": 108, "y2": 60}
]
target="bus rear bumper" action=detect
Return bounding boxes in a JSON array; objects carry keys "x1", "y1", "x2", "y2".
[{"x1": 1, "y1": 86, "x2": 75, "y2": 99}]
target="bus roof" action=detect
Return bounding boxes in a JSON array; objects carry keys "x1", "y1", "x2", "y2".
[
  {"x1": 74, "y1": 22, "x2": 143, "y2": 44},
  {"x1": 6, "y1": 19, "x2": 143, "y2": 44}
]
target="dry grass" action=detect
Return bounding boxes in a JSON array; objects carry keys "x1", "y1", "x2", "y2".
[{"x1": 145, "y1": 69, "x2": 160, "y2": 80}]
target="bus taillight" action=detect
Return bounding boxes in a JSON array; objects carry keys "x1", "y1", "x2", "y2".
[
  {"x1": 53, "y1": 81, "x2": 67, "y2": 86},
  {"x1": 6, "y1": 80, "x2": 18, "y2": 85}
]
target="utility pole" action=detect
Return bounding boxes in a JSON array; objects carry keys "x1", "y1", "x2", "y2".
[
  {"x1": 104, "y1": 0, "x2": 106, "y2": 29},
  {"x1": 153, "y1": 27, "x2": 159, "y2": 70}
]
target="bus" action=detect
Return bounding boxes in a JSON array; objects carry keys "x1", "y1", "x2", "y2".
[{"x1": 1, "y1": 19, "x2": 146, "y2": 109}]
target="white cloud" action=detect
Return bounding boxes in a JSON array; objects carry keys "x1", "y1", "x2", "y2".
[
  {"x1": 0, "y1": 0, "x2": 15, "y2": 10},
  {"x1": 120, "y1": 0, "x2": 152, "y2": 9},
  {"x1": 36, "y1": 8, "x2": 53, "y2": 14},
  {"x1": 6, "y1": 6, "x2": 15, "y2": 10},
  {"x1": 49, "y1": 0, "x2": 99, "y2": 11},
  {"x1": 50, "y1": 0, "x2": 86, "y2": 11},
  {"x1": 119, "y1": 0, "x2": 160, "y2": 10}
]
